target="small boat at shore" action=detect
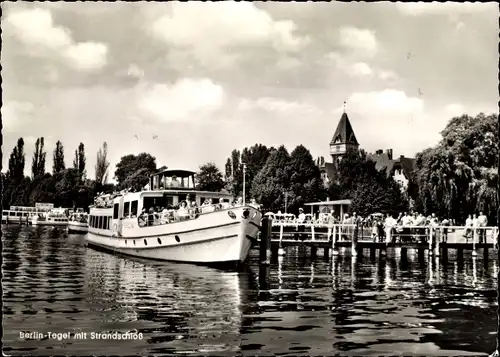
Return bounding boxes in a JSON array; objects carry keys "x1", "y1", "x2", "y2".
[
  {"x1": 86, "y1": 169, "x2": 262, "y2": 268},
  {"x1": 32, "y1": 208, "x2": 69, "y2": 227},
  {"x1": 68, "y1": 212, "x2": 89, "y2": 234}
]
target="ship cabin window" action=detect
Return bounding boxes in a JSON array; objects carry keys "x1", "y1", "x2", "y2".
[
  {"x1": 90, "y1": 216, "x2": 93, "y2": 227},
  {"x1": 143, "y1": 196, "x2": 175, "y2": 212},
  {"x1": 98, "y1": 216, "x2": 103, "y2": 229},
  {"x1": 108, "y1": 216, "x2": 112, "y2": 229},
  {"x1": 113, "y1": 204, "x2": 119, "y2": 220},
  {"x1": 2, "y1": 211, "x2": 7, "y2": 216},
  {"x1": 103, "y1": 217, "x2": 107, "y2": 229},
  {"x1": 124, "y1": 202, "x2": 130, "y2": 218},
  {"x1": 9, "y1": 212, "x2": 15, "y2": 216},
  {"x1": 131, "y1": 201, "x2": 138, "y2": 218},
  {"x1": 16, "y1": 212, "x2": 22, "y2": 216}
]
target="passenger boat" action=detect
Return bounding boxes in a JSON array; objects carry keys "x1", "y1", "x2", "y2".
[
  {"x1": 67, "y1": 211, "x2": 89, "y2": 233},
  {"x1": 1, "y1": 202, "x2": 54, "y2": 225},
  {"x1": 31, "y1": 208, "x2": 69, "y2": 226},
  {"x1": 86, "y1": 169, "x2": 262, "y2": 268}
]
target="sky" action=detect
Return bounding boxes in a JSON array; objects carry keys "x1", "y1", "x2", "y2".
[{"x1": 2, "y1": 2, "x2": 498, "y2": 181}]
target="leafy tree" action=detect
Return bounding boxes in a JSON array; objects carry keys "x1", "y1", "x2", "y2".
[
  {"x1": 52, "y1": 140, "x2": 66, "y2": 174},
  {"x1": 73, "y1": 142, "x2": 86, "y2": 181},
  {"x1": 95, "y1": 142, "x2": 110, "y2": 185},
  {"x1": 114, "y1": 153, "x2": 157, "y2": 189},
  {"x1": 196, "y1": 162, "x2": 225, "y2": 192},
  {"x1": 328, "y1": 148, "x2": 408, "y2": 216},
  {"x1": 414, "y1": 113, "x2": 498, "y2": 222},
  {"x1": 241, "y1": 144, "x2": 273, "y2": 197},
  {"x1": 31, "y1": 137, "x2": 46, "y2": 178},
  {"x1": 224, "y1": 149, "x2": 242, "y2": 197},
  {"x1": 287, "y1": 145, "x2": 325, "y2": 212},
  {"x1": 251, "y1": 145, "x2": 291, "y2": 211}
]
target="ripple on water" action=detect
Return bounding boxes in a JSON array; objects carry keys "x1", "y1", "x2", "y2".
[{"x1": 2, "y1": 227, "x2": 498, "y2": 356}]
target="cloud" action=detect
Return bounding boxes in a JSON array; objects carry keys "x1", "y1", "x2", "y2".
[
  {"x1": 4, "y1": 7, "x2": 108, "y2": 72},
  {"x1": 396, "y1": 2, "x2": 495, "y2": 16},
  {"x1": 444, "y1": 103, "x2": 465, "y2": 117},
  {"x1": 63, "y1": 42, "x2": 108, "y2": 71},
  {"x1": 347, "y1": 62, "x2": 374, "y2": 77},
  {"x1": 349, "y1": 89, "x2": 424, "y2": 115},
  {"x1": 137, "y1": 78, "x2": 226, "y2": 122},
  {"x1": 238, "y1": 97, "x2": 320, "y2": 114},
  {"x1": 2, "y1": 100, "x2": 36, "y2": 133},
  {"x1": 149, "y1": 2, "x2": 310, "y2": 68},
  {"x1": 339, "y1": 26, "x2": 378, "y2": 57},
  {"x1": 377, "y1": 70, "x2": 399, "y2": 81}
]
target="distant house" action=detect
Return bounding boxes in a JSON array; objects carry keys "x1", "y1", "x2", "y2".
[
  {"x1": 366, "y1": 150, "x2": 416, "y2": 193},
  {"x1": 317, "y1": 111, "x2": 416, "y2": 193}
]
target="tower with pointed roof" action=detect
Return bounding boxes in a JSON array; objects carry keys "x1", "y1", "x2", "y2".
[{"x1": 329, "y1": 110, "x2": 359, "y2": 165}]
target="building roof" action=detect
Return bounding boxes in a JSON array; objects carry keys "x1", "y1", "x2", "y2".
[
  {"x1": 330, "y1": 112, "x2": 359, "y2": 146},
  {"x1": 367, "y1": 153, "x2": 416, "y2": 178},
  {"x1": 367, "y1": 152, "x2": 395, "y2": 175}
]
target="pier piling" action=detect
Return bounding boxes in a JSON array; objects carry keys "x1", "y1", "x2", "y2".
[
  {"x1": 331, "y1": 226, "x2": 339, "y2": 256},
  {"x1": 435, "y1": 229, "x2": 441, "y2": 257},
  {"x1": 472, "y1": 229, "x2": 478, "y2": 257},
  {"x1": 310, "y1": 246, "x2": 317, "y2": 260},
  {"x1": 428, "y1": 228, "x2": 434, "y2": 256},
  {"x1": 259, "y1": 216, "x2": 272, "y2": 265}
]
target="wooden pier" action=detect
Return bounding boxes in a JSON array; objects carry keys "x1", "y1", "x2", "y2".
[{"x1": 256, "y1": 217, "x2": 499, "y2": 262}]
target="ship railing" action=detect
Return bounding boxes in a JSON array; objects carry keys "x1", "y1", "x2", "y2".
[{"x1": 136, "y1": 203, "x2": 252, "y2": 227}]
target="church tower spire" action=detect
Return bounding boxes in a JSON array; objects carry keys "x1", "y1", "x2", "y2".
[{"x1": 329, "y1": 110, "x2": 359, "y2": 164}]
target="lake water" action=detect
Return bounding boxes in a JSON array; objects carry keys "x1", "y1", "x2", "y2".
[{"x1": 2, "y1": 225, "x2": 498, "y2": 356}]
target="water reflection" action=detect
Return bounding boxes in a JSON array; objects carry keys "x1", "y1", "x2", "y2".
[{"x1": 2, "y1": 227, "x2": 497, "y2": 356}]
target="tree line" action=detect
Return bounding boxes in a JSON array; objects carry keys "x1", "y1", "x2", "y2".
[
  {"x1": 2, "y1": 139, "x2": 113, "y2": 210},
  {"x1": 2, "y1": 113, "x2": 497, "y2": 223}
]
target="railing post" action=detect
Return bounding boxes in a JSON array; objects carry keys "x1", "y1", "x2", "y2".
[
  {"x1": 428, "y1": 227, "x2": 433, "y2": 256},
  {"x1": 331, "y1": 225, "x2": 339, "y2": 256},
  {"x1": 311, "y1": 223, "x2": 315, "y2": 241}
]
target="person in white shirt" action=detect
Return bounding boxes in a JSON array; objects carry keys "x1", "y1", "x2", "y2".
[
  {"x1": 384, "y1": 214, "x2": 395, "y2": 243},
  {"x1": 478, "y1": 211, "x2": 488, "y2": 243},
  {"x1": 401, "y1": 212, "x2": 412, "y2": 242},
  {"x1": 472, "y1": 214, "x2": 479, "y2": 243},
  {"x1": 464, "y1": 214, "x2": 473, "y2": 242},
  {"x1": 297, "y1": 208, "x2": 306, "y2": 240}
]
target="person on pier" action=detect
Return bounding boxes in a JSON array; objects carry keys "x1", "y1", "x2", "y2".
[
  {"x1": 297, "y1": 208, "x2": 306, "y2": 240},
  {"x1": 327, "y1": 210, "x2": 336, "y2": 240},
  {"x1": 478, "y1": 211, "x2": 488, "y2": 243},
  {"x1": 464, "y1": 214, "x2": 473, "y2": 242}
]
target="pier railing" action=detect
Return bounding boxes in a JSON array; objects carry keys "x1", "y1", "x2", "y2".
[{"x1": 272, "y1": 220, "x2": 497, "y2": 242}]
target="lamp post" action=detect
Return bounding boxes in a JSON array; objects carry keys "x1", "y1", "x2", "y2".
[
  {"x1": 242, "y1": 163, "x2": 247, "y2": 206},
  {"x1": 284, "y1": 192, "x2": 288, "y2": 213}
]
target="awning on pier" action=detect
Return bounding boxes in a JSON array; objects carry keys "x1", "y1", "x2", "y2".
[
  {"x1": 304, "y1": 199, "x2": 351, "y2": 206},
  {"x1": 304, "y1": 199, "x2": 352, "y2": 217}
]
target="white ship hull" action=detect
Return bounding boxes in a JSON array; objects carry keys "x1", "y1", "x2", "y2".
[
  {"x1": 86, "y1": 206, "x2": 261, "y2": 266},
  {"x1": 31, "y1": 217, "x2": 68, "y2": 226},
  {"x1": 68, "y1": 221, "x2": 88, "y2": 233}
]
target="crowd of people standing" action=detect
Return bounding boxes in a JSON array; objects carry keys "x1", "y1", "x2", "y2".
[{"x1": 275, "y1": 208, "x2": 491, "y2": 244}]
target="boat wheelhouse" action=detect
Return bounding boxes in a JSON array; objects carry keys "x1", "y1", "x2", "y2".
[{"x1": 86, "y1": 169, "x2": 262, "y2": 267}]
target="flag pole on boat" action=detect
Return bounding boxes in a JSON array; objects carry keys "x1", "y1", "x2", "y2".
[{"x1": 242, "y1": 162, "x2": 247, "y2": 206}]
